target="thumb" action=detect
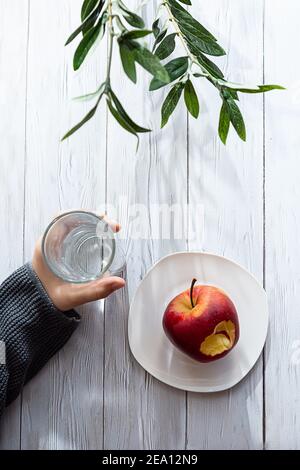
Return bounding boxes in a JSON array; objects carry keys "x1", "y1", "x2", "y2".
[{"x1": 71, "y1": 276, "x2": 125, "y2": 307}]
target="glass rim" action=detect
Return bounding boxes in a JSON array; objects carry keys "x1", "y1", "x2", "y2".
[{"x1": 41, "y1": 210, "x2": 116, "y2": 284}]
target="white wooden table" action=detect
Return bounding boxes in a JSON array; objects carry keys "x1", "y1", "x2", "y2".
[{"x1": 0, "y1": 0, "x2": 298, "y2": 450}]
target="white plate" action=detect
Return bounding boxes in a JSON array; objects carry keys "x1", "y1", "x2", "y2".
[{"x1": 128, "y1": 252, "x2": 268, "y2": 392}]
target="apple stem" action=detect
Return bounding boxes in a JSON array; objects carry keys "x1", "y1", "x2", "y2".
[{"x1": 190, "y1": 278, "x2": 197, "y2": 308}]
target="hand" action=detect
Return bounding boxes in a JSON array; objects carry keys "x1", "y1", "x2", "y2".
[{"x1": 32, "y1": 214, "x2": 125, "y2": 311}]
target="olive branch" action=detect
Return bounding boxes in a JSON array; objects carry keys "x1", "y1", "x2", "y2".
[{"x1": 63, "y1": 0, "x2": 284, "y2": 145}]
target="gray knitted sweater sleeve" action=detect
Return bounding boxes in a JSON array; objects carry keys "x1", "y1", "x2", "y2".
[{"x1": 0, "y1": 263, "x2": 80, "y2": 419}]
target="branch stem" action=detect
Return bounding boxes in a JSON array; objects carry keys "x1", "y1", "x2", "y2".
[{"x1": 106, "y1": 0, "x2": 114, "y2": 85}]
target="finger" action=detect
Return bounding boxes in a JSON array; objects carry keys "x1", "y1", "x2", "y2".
[{"x1": 70, "y1": 276, "x2": 125, "y2": 307}]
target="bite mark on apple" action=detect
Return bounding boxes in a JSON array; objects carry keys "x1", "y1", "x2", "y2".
[{"x1": 200, "y1": 320, "x2": 236, "y2": 357}]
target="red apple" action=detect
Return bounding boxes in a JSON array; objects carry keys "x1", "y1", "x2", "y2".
[{"x1": 162, "y1": 279, "x2": 239, "y2": 363}]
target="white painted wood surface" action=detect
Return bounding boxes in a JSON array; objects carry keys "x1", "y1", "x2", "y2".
[
  {"x1": 264, "y1": 0, "x2": 300, "y2": 450},
  {"x1": 0, "y1": 0, "x2": 296, "y2": 449}
]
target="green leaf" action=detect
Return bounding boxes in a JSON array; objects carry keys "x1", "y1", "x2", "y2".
[
  {"x1": 81, "y1": 0, "x2": 104, "y2": 35},
  {"x1": 65, "y1": 3, "x2": 101, "y2": 45},
  {"x1": 150, "y1": 56, "x2": 188, "y2": 90},
  {"x1": 152, "y1": 28, "x2": 168, "y2": 52},
  {"x1": 221, "y1": 87, "x2": 239, "y2": 100},
  {"x1": 237, "y1": 84, "x2": 285, "y2": 94},
  {"x1": 129, "y1": 41, "x2": 170, "y2": 83},
  {"x1": 172, "y1": 3, "x2": 225, "y2": 56},
  {"x1": 109, "y1": 90, "x2": 151, "y2": 133},
  {"x1": 182, "y1": 31, "x2": 225, "y2": 56},
  {"x1": 62, "y1": 100, "x2": 100, "y2": 140},
  {"x1": 155, "y1": 28, "x2": 168, "y2": 44},
  {"x1": 124, "y1": 13, "x2": 144, "y2": 28},
  {"x1": 197, "y1": 52, "x2": 224, "y2": 79},
  {"x1": 119, "y1": 42, "x2": 137, "y2": 83},
  {"x1": 161, "y1": 82, "x2": 184, "y2": 127},
  {"x1": 81, "y1": 0, "x2": 99, "y2": 21},
  {"x1": 175, "y1": 15, "x2": 216, "y2": 44},
  {"x1": 155, "y1": 33, "x2": 176, "y2": 60},
  {"x1": 225, "y1": 98, "x2": 246, "y2": 141},
  {"x1": 122, "y1": 29, "x2": 152, "y2": 40},
  {"x1": 218, "y1": 102, "x2": 230, "y2": 144},
  {"x1": 73, "y1": 20, "x2": 103, "y2": 70},
  {"x1": 119, "y1": 2, "x2": 145, "y2": 29},
  {"x1": 168, "y1": 0, "x2": 217, "y2": 42},
  {"x1": 227, "y1": 89, "x2": 239, "y2": 100},
  {"x1": 152, "y1": 19, "x2": 160, "y2": 38},
  {"x1": 184, "y1": 79, "x2": 199, "y2": 118},
  {"x1": 220, "y1": 81, "x2": 284, "y2": 94},
  {"x1": 177, "y1": 0, "x2": 192, "y2": 4},
  {"x1": 107, "y1": 100, "x2": 138, "y2": 137},
  {"x1": 73, "y1": 82, "x2": 106, "y2": 101}
]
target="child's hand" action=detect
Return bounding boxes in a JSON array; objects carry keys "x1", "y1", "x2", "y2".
[{"x1": 32, "y1": 214, "x2": 125, "y2": 311}]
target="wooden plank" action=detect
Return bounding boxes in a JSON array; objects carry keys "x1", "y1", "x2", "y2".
[
  {"x1": 104, "y1": 0, "x2": 187, "y2": 449},
  {"x1": 0, "y1": 0, "x2": 29, "y2": 450},
  {"x1": 21, "y1": 0, "x2": 106, "y2": 449},
  {"x1": 187, "y1": 0, "x2": 264, "y2": 449},
  {"x1": 264, "y1": 0, "x2": 300, "y2": 450}
]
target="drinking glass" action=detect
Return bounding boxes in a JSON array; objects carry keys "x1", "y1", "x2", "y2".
[{"x1": 42, "y1": 211, "x2": 125, "y2": 283}]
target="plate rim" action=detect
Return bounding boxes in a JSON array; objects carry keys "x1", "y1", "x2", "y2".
[{"x1": 128, "y1": 251, "x2": 268, "y2": 393}]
